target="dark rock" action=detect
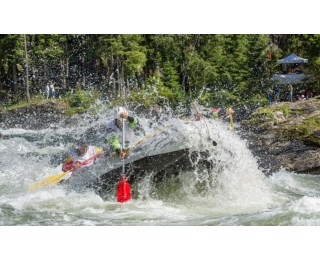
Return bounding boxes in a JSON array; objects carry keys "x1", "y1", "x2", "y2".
[
  {"x1": 0, "y1": 101, "x2": 70, "y2": 130},
  {"x1": 0, "y1": 132, "x2": 9, "y2": 139},
  {"x1": 240, "y1": 97, "x2": 320, "y2": 175}
]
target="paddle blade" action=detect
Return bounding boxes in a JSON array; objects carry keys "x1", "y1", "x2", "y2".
[
  {"x1": 117, "y1": 176, "x2": 131, "y2": 203},
  {"x1": 230, "y1": 114, "x2": 234, "y2": 130},
  {"x1": 28, "y1": 151, "x2": 104, "y2": 192},
  {"x1": 28, "y1": 171, "x2": 70, "y2": 191}
]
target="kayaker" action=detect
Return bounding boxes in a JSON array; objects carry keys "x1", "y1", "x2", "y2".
[
  {"x1": 105, "y1": 106, "x2": 139, "y2": 159},
  {"x1": 211, "y1": 107, "x2": 234, "y2": 121},
  {"x1": 211, "y1": 108, "x2": 221, "y2": 120},
  {"x1": 62, "y1": 140, "x2": 104, "y2": 172}
]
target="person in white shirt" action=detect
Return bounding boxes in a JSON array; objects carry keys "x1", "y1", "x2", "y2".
[
  {"x1": 49, "y1": 81, "x2": 55, "y2": 99},
  {"x1": 45, "y1": 82, "x2": 50, "y2": 100},
  {"x1": 57, "y1": 140, "x2": 104, "y2": 185}
]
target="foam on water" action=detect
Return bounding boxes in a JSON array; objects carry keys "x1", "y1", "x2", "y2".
[{"x1": 1, "y1": 106, "x2": 319, "y2": 225}]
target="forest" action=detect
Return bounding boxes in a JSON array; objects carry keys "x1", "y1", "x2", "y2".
[{"x1": 1, "y1": 34, "x2": 320, "y2": 112}]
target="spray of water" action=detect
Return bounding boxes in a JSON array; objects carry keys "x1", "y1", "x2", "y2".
[{"x1": 0, "y1": 103, "x2": 294, "y2": 225}]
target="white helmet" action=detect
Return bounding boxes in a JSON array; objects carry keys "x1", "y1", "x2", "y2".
[{"x1": 114, "y1": 106, "x2": 128, "y2": 120}]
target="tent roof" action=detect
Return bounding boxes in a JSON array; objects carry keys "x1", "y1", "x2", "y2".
[{"x1": 277, "y1": 53, "x2": 308, "y2": 64}]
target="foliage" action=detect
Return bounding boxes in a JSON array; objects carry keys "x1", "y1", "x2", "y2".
[
  {"x1": 288, "y1": 115, "x2": 320, "y2": 144},
  {"x1": 126, "y1": 89, "x2": 158, "y2": 108},
  {"x1": 1, "y1": 34, "x2": 320, "y2": 113},
  {"x1": 253, "y1": 103, "x2": 291, "y2": 118},
  {"x1": 5, "y1": 97, "x2": 45, "y2": 111},
  {"x1": 67, "y1": 90, "x2": 94, "y2": 111}
]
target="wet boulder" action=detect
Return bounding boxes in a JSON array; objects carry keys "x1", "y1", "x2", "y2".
[{"x1": 240, "y1": 96, "x2": 320, "y2": 175}]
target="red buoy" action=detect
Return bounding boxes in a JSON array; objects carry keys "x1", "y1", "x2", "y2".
[{"x1": 117, "y1": 176, "x2": 131, "y2": 203}]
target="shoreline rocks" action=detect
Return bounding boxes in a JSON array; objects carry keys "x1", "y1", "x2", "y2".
[
  {"x1": 240, "y1": 96, "x2": 320, "y2": 175},
  {"x1": 0, "y1": 101, "x2": 71, "y2": 130}
]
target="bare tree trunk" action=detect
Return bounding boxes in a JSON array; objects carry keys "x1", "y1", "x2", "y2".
[
  {"x1": 117, "y1": 62, "x2": 122, "y2": 98},
  {"x1": 121, "y1": 64, "x2": 125, "y2": 98},
  {"x1": 66, "y1": 57, "x2": 69, "y2": 89},
  {"x1": 12, "y1": 64, "x2": 18, "y2": 95},
  {"x1": 60, "y1": 59, "x2": 67, "y2": 89},
  {"x1": 126, "y1": 78, "x2": 130, "y2": 96},
  {"x1": 116, "y1": 61, "x2": 120, "y2": 98},
  {"x1": 43, "y1": 63, "x2": 47, "y2": 81},
  {"x1": 0, "y1": 72, "x2": 2, "y2": 90},
  {"x1": 31, "y1": 66, "x2": 37, "y2": 95},
  {"x1": 24, "y1": 34, "x2": 30, "y2": 102},
  {"x1": 101, "y1": 58, "x2": 108, "y2": 91},
  {"x1": 110, "y1": 52, "x2": 116, "y2": 94},
  {"x1": 81, "y1": 55, "x2": 86, "y2": 87},
  {"x1": 60, "y1": 59, "x2": 64, "y2": 88}
]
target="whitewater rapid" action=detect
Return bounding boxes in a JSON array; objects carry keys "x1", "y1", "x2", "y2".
[{"x1": 1, "y1": 108, "x2": 320, "y2": 226}]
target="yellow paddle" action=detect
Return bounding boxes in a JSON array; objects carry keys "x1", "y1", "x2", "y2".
[
  {"x1": 28, "y1": 170, "x2": 72, "y2": 191},
  {"x1": 227, "y1": 107, "x2": 234, "y2": 130},
  {"x1": 230, "y1": 113, "x2": 234, "y2": 130},
  {"x1": 28, "y1": 152, "x2": 104, "y2": 191},
  {"x1": 132, "y1": 126, "x2": 168, "y2": 147}
]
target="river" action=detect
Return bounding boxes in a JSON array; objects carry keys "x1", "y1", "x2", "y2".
[{"x1": 1, "y1": 107, "x2": 319, "y2": 258}]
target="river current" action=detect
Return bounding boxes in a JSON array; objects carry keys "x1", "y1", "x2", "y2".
[
  {"x1": 1, "y1": 108, "x2": 320, "y2": 226},
  {"x1": 2, "y1": 107, "x2": 320, "y2": 259}
]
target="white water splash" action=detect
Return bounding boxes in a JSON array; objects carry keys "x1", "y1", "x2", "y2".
[{"x1": 1, "y1": 106, "x2": 319, "y2": 225}]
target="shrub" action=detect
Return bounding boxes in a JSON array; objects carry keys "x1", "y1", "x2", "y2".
[{"x1": 68, "y1": 90, "x2": 92, "y2": 109}]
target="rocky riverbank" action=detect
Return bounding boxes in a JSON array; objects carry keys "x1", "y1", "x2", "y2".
[
  {"x1": 240, "y1": 96, "x2": 320, "y2": 175},
  {"x1": 0, "y1": 100, "x2": 75, "y2": 130}
]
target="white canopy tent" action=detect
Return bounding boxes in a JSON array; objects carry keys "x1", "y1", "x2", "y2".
[
  {"x1": 272, "y1": 53, "x2": 309, "y2": 85},
  {"x1": 277, "y1": 53, "x2": 308, "y2": 64},
  {"x1": 271, "y1": 53, "x2": 309, "y2": 102}
]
